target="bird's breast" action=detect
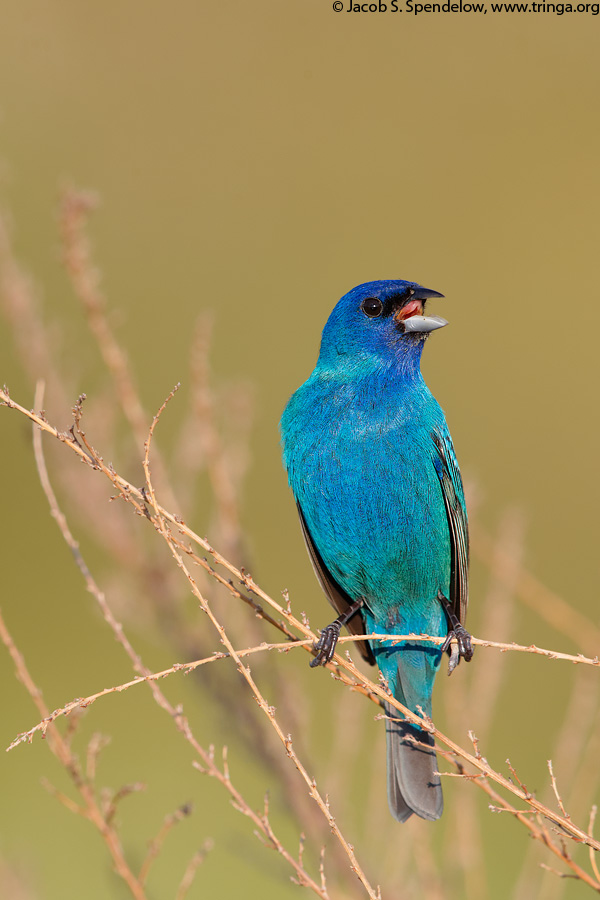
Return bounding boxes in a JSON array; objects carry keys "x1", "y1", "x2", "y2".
[{"x1": 283, "y1": 379, "x2": 452, "y2": 628}]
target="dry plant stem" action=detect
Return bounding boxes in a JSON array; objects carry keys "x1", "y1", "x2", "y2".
[
  {"x1": 2, "y1": 383, "x2": 374, "y2": 740},
  {"x1": 443, "y1": 509, "x2": 523, "y2": 900},
  {"x1": 468, "y1": 509, "x2": 523, "y2": 739},
  {"x1": 0, "y1": 610, "x2": 148, "y2": 900},
  {"x1": 355, "y1": 635, "x2": 599, "y2": 668},
  {"x1": 10, "y1": 632, "x2": 600, "y2": 750},
  {"x1": 3, "y1": 387, "x2": 600, "y2": 857},
  {"x1": 6, "y1": 390, "x2": 598, "y2": 663},
  {"x1": 551, "y1": 668, "x2": 600, "y2": 801},
  {"x1": 0, "y1": 217, "x2": 69, "y2": 408},
  {"x1": 325, "y1": 684, "x2": 365, "y2": 822},
  {"x1": 176, "y1": 840, "x2": 214, "y2": 900},
  {"x1": 548, "y1": 760, "x2": 569, "y2": 819},
  {"x1": 104, "y1": 784, "x2": 146, "y2": 826},
  {"x1": 8, "y1": 201, "x2": 597, "y2": 896},
  {"x1": 25, "y1": 389, "x2": 334, "y2": 900},
  {"x1": 448, "y1": 759, "x2": 600, "y2": 893},
  {"x1": 139, "y1": 805, "x2": 192, "y2": 887},
  {"x1": 59, "y1": 190, "x2": 179, "y2": 512},
  {"x1": 334, "y1": 662, "x2": 600, "y2": 852},
  {"x1": 3, "y1": 208, "x2": 309, "y2": 856},
  {"x1": 5, "y1": 642, "x2": 313, "y2": 749},
  {"x1": 30, "y1": 383, "x2": 164, "y2": 698},
  {"x1": 590, "y1": 808, "x2": 600, "y2": 883},
  {"x1": 141, "y1": 393, "x2": 379, "y2": 900},
  {"x1": 0, "y1": 215, "x2": 171, "y2": 584},
  {"x1": 472, "y1": 526, "x2": 600, "y2": 656},
  {"x1": 59, "y1": 190, "x2": 146, "y2": 448},
  {"x1": 188, "y1": 313, "x2": 244, "y2": 555},
  {"x1": 87, "y1": 733, "x2": 111, "y2": 781},
  {"x1": 40, "y1": 777, "x2": 84, "y2": 816},
  {"x1": 11, "y1": 388, "x2": 600, "y2": 674}
]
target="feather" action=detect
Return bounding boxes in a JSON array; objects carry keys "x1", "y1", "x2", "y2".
[
  {"x1": 297, "y1": 502, "x2": 375, "y2": 665},
  {"x1": 281, "y1": 279, "x2": 471, "y2": 822},
  {"x1": 386, "y1": 700, "x2": 443, "y2": 822},
  {"x1": 432, "y1": 429, "x2": 470, "y2": 627}
]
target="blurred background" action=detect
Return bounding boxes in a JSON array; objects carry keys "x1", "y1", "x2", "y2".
[{"x1": 1, "y1": 2, "x2": 599, "y2": 898}]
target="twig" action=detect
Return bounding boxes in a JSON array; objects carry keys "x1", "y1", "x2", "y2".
[
  {"x1": 548, "y1": 761, "x2": 569, "y2": 819},
  {"x1": 4, "y1": 384, "x2": 600, "y2": 887},
  {"x1": 104, "y1": 783, "x2": 146, "y2": 826},
  {"x1": 186, "y1": 313, "x2": 247, "y2": 556},
  {"x1": 3, "y1": 643, "x2": 294, "y2": 749},
  {"x1": 141, "y1": 388, "x2": 375, "y2": 898},
  {"x1": 5, "y1": 390, "x2": 599, "y2": 665},
  {"x1": 139, "y1": 804, "x2": 193, "y2": 887},
  {"x1": 0, "y1": 609, "x2": 148, "y2": 900},
  {"x1": 11, "y1": 629, "x2": 600, "y2": 751},
  {"x1": 439, "y1": 748, "x2": 600, "y2": 892},
  {"x1": 472, "y1": 524, "x2": 600, "y2": 656},
  {"x1": 40, "y1": 778, "x2": 83, "y2": 816},
  {"x1": 86, "y1": 733, "x2": 111, "y2": 781},
  {"x1": 176, "y1": 839, "x2": 214, "y2": 900},
  {"x1": 590, "y1": 808, "x2": 600, "y2": 883},
  {"x1": 25, "y1": 385, "x2": 332, "y2": 898}
]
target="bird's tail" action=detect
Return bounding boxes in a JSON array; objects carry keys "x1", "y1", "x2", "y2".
[{"x1": 385, "y1": 682, "x2": 443, "y2": 822}]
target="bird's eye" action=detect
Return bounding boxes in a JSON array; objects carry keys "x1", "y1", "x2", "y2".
[{"x1": 361, "y1": 297, "x2": 383, "y2": 318}]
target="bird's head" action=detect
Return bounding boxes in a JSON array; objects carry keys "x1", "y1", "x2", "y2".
[{"x1": 317, "y1": 280, "x2": 446, "y2": 371}]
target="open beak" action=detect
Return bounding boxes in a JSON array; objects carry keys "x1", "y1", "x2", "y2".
[{"x1": 394, "y1": 286, "x2": 447, "y2": 334}]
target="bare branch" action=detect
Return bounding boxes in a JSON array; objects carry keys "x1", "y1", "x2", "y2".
[
  {"x1": 139, "y1": 804, "x2": 193, "y2": 887},
  {"x1": 4, "y1": 384, "x2": 600, "y2": 863},
  {"x1": 176, "y1": 839, "x2": 214, "y2": 900},
  {"x1": 0, "y1": 610, "x2": 148, "y2": 900}
]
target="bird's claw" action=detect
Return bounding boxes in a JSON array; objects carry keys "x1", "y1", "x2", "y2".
[
  {"x1": 309, "y1": 621, "x2": 342, "y2": 667},
  {"x1": 441, "y1": 624, "x2": 474, "y2": 675},
  {"x1": 437, "y1": 590, "x2": 473, "y2": 674}
]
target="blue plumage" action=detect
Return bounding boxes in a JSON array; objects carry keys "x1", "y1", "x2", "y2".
[{"x1": 281, "y1": 280, "x2": 472, "y2": 822}]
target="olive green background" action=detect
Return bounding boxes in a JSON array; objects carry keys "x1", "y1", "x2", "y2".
[{"x1": 1, "y1": 2, "x2": 599, "y2": 898}]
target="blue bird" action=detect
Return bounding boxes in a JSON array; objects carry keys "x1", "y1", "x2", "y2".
[{"x1": 280, "y1": 280, "x2": 473, "y2": 822}]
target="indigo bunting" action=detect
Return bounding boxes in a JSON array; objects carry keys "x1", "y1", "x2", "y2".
[{"x1": 280, "y1": 280, "x2": 472, "y2": 822}]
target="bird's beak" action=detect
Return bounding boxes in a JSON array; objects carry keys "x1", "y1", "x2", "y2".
[
  {"x1": 402, "y1": 314, "x2": 448, "y2": 333},
  {"x1": 395, "y1": 287, "x2": 448, "y2": 334}
]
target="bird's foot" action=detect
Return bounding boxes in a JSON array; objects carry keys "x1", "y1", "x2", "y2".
[
  {"x1": 438, "y1": 591, "x2": 474, "y2": 675},
  {"x1": 309, "y1": 598, "x2": 365, "y2": 668},
  {"x1": 310, "y1": 621, "x2": 342, "y2": 667},
  {"x1": 441, "y1": 624, "x2": 474, "y2": 674}
]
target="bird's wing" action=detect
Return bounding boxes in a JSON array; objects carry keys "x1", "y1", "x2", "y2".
[
  {"x1": 296, "y1": 502, "x2": 376, "y2": 665},
  {"x1": 432, "y1": 429, "x2": 469, "y2": 626}
]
